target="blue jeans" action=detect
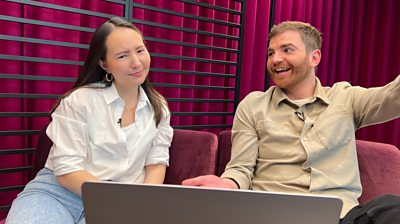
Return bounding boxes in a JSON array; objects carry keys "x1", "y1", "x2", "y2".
[{"x1": 6, "y1": 168, "x2": 85, "y2": 224}]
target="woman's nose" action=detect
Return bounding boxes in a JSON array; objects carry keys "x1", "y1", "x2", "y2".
[{"x1": 130, "y1": 54, "x2": 141, "y2": 67}]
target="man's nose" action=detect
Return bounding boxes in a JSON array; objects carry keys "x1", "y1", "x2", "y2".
[{"x1": 270, "y1": 52, "x2": 283, "y2": 64}]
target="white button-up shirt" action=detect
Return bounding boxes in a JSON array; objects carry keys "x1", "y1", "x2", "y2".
[{"x1": 45, "y1": 83, "x2": 173, "y2": 183}]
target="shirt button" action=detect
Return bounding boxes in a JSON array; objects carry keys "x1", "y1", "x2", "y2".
[{"x1": 124, "y1": 160, "x2": 130, "y2": 168}]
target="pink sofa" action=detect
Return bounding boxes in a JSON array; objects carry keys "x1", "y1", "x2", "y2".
[{"x1": 217, "y1": 130, "x2": 400, "y2": 204}]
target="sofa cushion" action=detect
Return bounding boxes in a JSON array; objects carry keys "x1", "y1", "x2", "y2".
[{"x1": 164, "y1": 129, "x2": 218, "y2": 184}]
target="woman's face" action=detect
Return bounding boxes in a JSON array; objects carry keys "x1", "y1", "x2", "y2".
[{"x1": 101, "y1": 27, "x2": 151, "y2": 91}]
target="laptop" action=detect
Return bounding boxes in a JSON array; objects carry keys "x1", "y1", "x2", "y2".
[{"x1": 82, "y1": 181, "x2": 342, "y2": 224}]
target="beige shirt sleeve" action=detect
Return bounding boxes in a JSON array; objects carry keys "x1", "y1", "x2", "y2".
[
  {"x1": 350, "y1": 75, "x2": 400, "y2": 128},
  {"x1": 221, "y1": 92, "x2": 264, "y2": 189}
]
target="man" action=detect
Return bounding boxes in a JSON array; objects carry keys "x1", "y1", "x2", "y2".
[{"x1": 182, "y1": 21, "x2": 400, "y2": 223}]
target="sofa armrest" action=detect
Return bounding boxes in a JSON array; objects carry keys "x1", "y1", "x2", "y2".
[
  {"x1": 216, "y1": 130, "x2": 232, "y2": 176},
  {"x1": 357, "y1": 140, "x2": 400, "y2": 203}
]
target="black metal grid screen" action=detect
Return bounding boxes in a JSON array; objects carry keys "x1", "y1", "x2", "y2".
[{"x1": 0, "y1": 0, "x2": 245, "y2": 214}]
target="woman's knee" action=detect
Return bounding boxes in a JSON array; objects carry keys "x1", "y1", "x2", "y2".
[{"x1": 6, "y1": 193, "x2": 74, "y2": 224}]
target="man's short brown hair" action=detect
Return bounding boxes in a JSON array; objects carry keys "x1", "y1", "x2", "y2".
[{"x1": 269, "y1": 21, "x2": 322, "y2": 52}]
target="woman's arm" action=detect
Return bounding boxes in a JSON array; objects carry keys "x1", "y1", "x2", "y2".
[
  {"x1": 56, "y1": 170, "x2": 99, "y2": 196},
  {"x1": 144, "y1": 164, "x2": 166, "y2": 184},
  {"x1": 49, "y1": 93, "x2": 95, "y2": 197},
  {"x1": 143, "y1": 105, "x2": 172, "y2": 184}
]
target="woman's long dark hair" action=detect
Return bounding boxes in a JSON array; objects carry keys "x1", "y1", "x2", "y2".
[{"x1": 51, "y1": 17, "x2": 167, "y2": 126}]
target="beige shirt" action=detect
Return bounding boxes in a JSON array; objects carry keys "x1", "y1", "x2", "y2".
[{"x1": 221, "y1": 75, "x2": 400, "y2": 217}]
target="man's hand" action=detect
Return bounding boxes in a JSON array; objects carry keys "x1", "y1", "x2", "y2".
[{"x1": 182, "y1": 175, "x2": 239, "y2": 189}]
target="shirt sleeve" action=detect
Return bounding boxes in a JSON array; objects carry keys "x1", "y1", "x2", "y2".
[
  {"x1": 46, "y1": 93, "x2": 89, "y2": 176},
  {"x1": 145, "y1": 105, "x2": 173, "y2": 166},
  {"x1": 221, "y1": 93, "x2": 259, "y2": 189},
  {"x1": 349, "y1": 74, "x2": 400, "y2": 128}
]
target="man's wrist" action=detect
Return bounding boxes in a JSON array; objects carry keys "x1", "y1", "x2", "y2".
[{"x1": 222, "y1": 178, "x2": 239, "y2": 189}]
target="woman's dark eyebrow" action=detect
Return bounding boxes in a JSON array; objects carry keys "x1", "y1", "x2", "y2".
[{"x1": 114, "y1": 50, "x2": 130, "y2": 56}]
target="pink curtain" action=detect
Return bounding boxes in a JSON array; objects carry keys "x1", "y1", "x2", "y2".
[{"x1": 237, "y1": 0, "x2": 270, "y2": 99}]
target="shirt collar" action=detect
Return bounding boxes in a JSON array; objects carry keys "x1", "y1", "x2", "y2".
[
  {"x1": 272, "y1": 77, "x2": 331, "y2": 109},
  {"x1": 103, "y1": 82, "x2": 120, "y2": 104},
  {"x1": 137, "y1": 85, "x2": 151, "y2": 109},
  {"x1": 313, "y1": 78, "x2": 331, "y2": 105},
  {"x1": 103, "y1": 83, "x2": 151, "y2": 107}
]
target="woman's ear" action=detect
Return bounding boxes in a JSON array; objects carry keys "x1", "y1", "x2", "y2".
[{"x1": 99, "y1": 60, "x2": 109, "y2": 72}]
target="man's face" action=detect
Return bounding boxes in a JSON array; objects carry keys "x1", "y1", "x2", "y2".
[{"x1": 267, "y1": 30, "x2": 319, "y2": 91}]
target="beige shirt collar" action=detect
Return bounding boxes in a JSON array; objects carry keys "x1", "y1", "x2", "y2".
[{"x1": 272, "y1": 78, "x2": 331, "y2": 109}]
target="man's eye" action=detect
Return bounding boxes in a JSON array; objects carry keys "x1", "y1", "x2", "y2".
[
  {"x1": 284, "y1": 48, "x2": 293, "y2": 53},
  {"x1": 137, "y1": 49, "x2": 145, "y2": 53},
  {"x1": 118, "y1": 55, "x2": 127, "y2": 59},
  {"x1": 267, "y1": 52, "x2": 274, "y2": 57}
]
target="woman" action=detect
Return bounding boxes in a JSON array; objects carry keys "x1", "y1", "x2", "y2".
[{"x1": 6, "y1": 17, "x2": 173, "y2": 224}]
